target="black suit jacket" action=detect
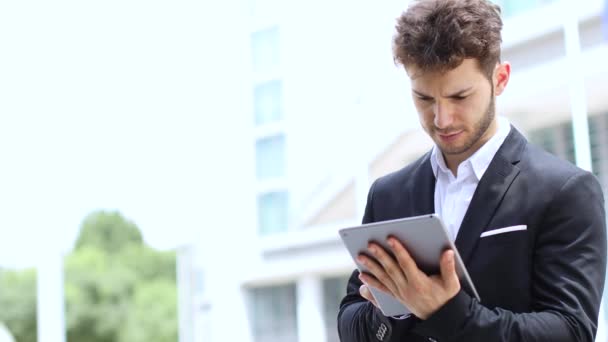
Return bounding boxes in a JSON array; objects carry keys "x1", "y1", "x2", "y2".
[{"x1": 338, "y1": 127, "x2": 607, "y2": 342}]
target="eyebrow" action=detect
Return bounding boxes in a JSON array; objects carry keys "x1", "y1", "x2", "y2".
[{"x1": 412, "y1": 86, "x2": 474, "y2": 98}]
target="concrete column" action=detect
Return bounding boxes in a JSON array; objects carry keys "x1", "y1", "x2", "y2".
[
  {"x1": 563, "y1": 0, "x2": 593, "y2": 172},
  {"x1": 207, "y1": 282, "x2": 252, "y2": 342},
  {"x1": 37, "y1": 251, "x2": 65, "y2": 342},
  {"x1": 297, "y1": 275, "x2": 327, "y2": 342}
]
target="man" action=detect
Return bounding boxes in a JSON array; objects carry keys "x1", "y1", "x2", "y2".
[{"x1": 337, "y1": 0, "x2": 607, "y2": 341}]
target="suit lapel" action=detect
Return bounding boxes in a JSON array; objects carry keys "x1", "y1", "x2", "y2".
[{"x1": 454, "y1": 127, "x2": 526, "y2": 264}]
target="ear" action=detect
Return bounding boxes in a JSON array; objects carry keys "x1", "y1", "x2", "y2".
[{"x1": 493, "y1": 62, "x2": 511, "y2": 96}]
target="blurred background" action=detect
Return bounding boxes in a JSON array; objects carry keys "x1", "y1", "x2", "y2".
[{"x1": 0, "y1": 0, "x2": 607, "y2": 341}]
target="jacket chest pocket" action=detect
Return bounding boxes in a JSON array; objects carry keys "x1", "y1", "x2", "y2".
[{"x1": 468, "y1": 227, "x2": 532, "y2": 311}]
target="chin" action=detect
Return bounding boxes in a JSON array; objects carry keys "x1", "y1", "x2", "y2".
[
  {"x1": 436, "y1": 140, "x2": 470, "y2": 155},
  {"x1": 440, "y1": 146, "x2": 467, "y2": 155},
  {"x1": 434, "y1": 139, "x2": 461, "y2": 151}
]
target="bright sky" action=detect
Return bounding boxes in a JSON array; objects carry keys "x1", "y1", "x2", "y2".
[
  {"x1": 0, "y1": 0, "x2": 416, "y2": 270},
  {"x1": 0, "y1": 0, "x2": 239, "y2": 269}
]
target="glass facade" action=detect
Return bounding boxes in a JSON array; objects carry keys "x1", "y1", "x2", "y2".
[
  {"x1": 254, "y1": 80, "x2": 283, "y2": 125},
  {"x1": 492, "y1": 0, "x2": 559, "y2": 17},
  {"x1": 255, "y1": 135, "x2": 286, "y2": 180},
  {"x1": 257, "y1": 191, "x2": 289, "y2": 235},
  {"x1": 528, "y1": 120, "x2": 575, "y2": 165},
  {"x1": 251, "y1": 27, "x2": 280, "y2": 73},
  {"x1": 248, "y1": 284, "x2": 298, "y2": 342},
  {"x1": 323, "y1": 276, "x2": 350, "y2": 342},
  {"x1": 528, "y1": 113, "x2": 608, "y2": 190},
  {"x1": 602, "y1": 0, "x2": 608, "y2": 42},
  {"x1": 251, "y1": 23, "x2": 288, "y2": 236}
]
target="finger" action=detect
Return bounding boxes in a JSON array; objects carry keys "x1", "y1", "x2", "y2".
[
  {"x1": 367, "y1": 242, "x2": 408, "y2": 289},
  {"x1": 359, "y1": 284, "x2": 379, "y2": 308},
  {"x1": 388, "y1": 237, "x2": 424, "y2": 283},
  {"x1": 359, "y1": 272, "x2": 392, "y2": 296},
  {"x1": 357, "y1": 252, "x2": 399, "y2": 294},
  {"x1": 440, "y1": 250, "x2": 460, "y2": 292}
]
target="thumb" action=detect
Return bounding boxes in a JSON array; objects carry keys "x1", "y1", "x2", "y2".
[
  {"x1": 359, "y1": 284, "x2": 379, "y2": 308},
  {"x1": 440, "y1": 250, "x2": 460, "y2": 292}
]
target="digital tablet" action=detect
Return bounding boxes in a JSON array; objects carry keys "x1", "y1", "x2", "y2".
[{"x1": 338, "y1": 214, "x2": 480, "y2": 317}]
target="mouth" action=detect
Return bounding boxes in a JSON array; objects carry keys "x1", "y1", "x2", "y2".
[{"x1": 437, "y1": 131, "x2": 463, "y2": 143}]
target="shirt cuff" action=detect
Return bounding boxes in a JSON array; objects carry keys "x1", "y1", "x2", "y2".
[{"x1": 390, "y1": 313, "x2": 413, "y2": 320}]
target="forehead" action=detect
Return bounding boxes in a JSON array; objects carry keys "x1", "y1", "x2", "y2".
[{"x1": 406, "y1": 59, "x2": 487, "y2": 90}]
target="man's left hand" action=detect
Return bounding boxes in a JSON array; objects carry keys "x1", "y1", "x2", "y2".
[{"x1": 357, "y1": 237, "x2": 461, "y2": 320}]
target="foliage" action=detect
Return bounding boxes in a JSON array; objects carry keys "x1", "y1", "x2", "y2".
[
  {"x1": 0, "y1": 268, "x2": 37, "y2": 342},
  {"x1": 0, "y1": 210, "x2": 178, "y2": 342},
  {"x1": 118, "y1": 281, "x2": 178, "y2": 342},
  {"x1": 75, "y1": 211, "x2": 143, "y2": 254}
]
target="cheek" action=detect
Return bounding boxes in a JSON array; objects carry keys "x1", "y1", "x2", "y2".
[
  {"x1": 454, "y1": 100, "x2": 481, "y2": 121},
  {"x1": 467, "y1": 101, "x2": 488, "y2": 120},
  {"x1": 417, "y1": 109, "x2": 435, "y2": 129},
  {"x1": 469, "y1": 92, "x2": 492, "y2": 113}
]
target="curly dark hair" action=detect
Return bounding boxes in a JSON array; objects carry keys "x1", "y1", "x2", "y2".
[{"x1": 393, "y1": 0, "x2": 503, "y2": 80}]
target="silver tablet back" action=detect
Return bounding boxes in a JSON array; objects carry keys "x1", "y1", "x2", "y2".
[{"x1": 339, "y1": 214, "x2": 479, "y2": 317}]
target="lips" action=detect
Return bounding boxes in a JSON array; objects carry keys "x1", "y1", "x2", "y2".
[{"x1": 437, "y1": 131, "x2": 463, "y2": 143}]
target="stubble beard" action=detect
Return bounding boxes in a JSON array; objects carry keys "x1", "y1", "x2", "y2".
[{"x1": 438, "y1": 95, "x2": 496, "y2": 156}]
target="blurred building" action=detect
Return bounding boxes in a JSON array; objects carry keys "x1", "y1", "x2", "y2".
[{"x1": 188, "y1": 0, "x2": 608, "y2": 341}]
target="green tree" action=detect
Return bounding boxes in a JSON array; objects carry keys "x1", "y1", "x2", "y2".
[
  {"x1": 0, "y1": 210, "x2": 178, "y2": 342},
  {"x1": 120, "y1": 246, "x2": 176, "y2": 283},
  {"x1": 75, "y1": 211, "x2": 143, "y2": 254},
  {"x1": 65, "y1": 246, "x2": 136, "y2": 342},
  {"x1": 65, "y1": 210, "x2": 178, "y2": 342},
  {"x1": 118, "y1": 281, "x2": 178, "y2": 342},
  {"x1": 0, "y1": 268, "x2": 37, "y2": 342}
]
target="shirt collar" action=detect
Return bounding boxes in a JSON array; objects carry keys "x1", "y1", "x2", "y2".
[{"x1": 430, "y1": 116, "x2": 511, "y2": 180}]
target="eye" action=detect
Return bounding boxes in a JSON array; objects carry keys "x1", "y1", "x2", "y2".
[
  {"x1": 452, "y1": 95, "x2": 468, "y2": 101},
  {"x1": 416, "y1": 96, "x2": 433, "y2": 102}
]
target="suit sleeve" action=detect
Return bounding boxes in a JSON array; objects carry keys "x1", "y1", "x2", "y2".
[
  {"x1": 412, "y1": 171, "x2": 607, "y2": 342},
  {"x1": 337, "y1": 180, "x2": 425, "y2": 342}
]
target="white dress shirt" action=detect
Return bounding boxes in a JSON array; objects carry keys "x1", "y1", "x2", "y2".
[{"x1": 430, "y1": 117, "x2": 511, "y2": 242}]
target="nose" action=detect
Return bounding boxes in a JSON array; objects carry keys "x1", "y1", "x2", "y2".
[{"x1": 433, "y1": 101, "x2": 454, "y2": 130}]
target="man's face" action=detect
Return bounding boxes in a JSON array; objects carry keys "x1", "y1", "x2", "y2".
[{"x1": 408, "y1": 59, "x2": 507, "y2": 164}]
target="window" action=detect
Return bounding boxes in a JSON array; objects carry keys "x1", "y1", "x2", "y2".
[
  {"x1": 323, "y1": 276, "x2": 350, "y2": 342},
  {"x1": 492, "y1": 0, "x2": 558, "y2": 17},
  {"x1": 528, "y1": 121, "x2": 575, "y2": 164},
  {"x1": 256, "y1": 134, "x2": 285, "y2": 180},
  {"x1": 529, "y1": 113, "x2": 608, "y2": 191},
  {"x1": 501, "y1": 0, "x2": 541, "y2": 17},
  {"x1": 588, "y1": 114, "x2": 608, "y2": 190},
  {"x1": 251, "y1": 27, "x2": 280, "y2": 74},
  {"x1": 257, "y1": 191, "x2": 289, "y2": 235},
  {"x1": 194, "y1": 269, "x2": 205, "y2": 296},
  {"x1": 254, "y1": 80, "x2": 283, "y2": 125},
  {"x1": 604, "y1": 2, "x2": 608, "y2": 42},
  {"x1": 248, "y1": 284, "x2": 298, "y2": 342}
]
